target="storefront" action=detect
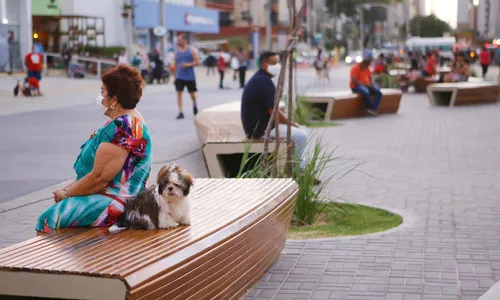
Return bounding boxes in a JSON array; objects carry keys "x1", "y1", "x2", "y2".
[
  {"x1": 134, "y1": 1, "x2": 219, "y2": 51},
  {"x1": 0, "y1": 0, "x2": 32, "y2": 72}
]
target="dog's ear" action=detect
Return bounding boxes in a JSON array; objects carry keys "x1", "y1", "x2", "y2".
[
  {"x1": 156, "y1": 165, "x2": 170, "y2": 185},
  {"x1": 179, "y1": 169, "x2": 194, "y2": 196}
]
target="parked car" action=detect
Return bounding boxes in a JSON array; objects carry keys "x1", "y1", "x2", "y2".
[{"x1": 345, "y1": 51, "x2": 363, "y2": 64}]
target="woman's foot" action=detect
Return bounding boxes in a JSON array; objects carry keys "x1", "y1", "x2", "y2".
[{"x1": 176, "y1": 112, "x2": 185, "y2": 120}]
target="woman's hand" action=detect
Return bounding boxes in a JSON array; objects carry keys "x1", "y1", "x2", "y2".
[{"x1": 52, "y1": 189, "x2": 67, "y2": 203}]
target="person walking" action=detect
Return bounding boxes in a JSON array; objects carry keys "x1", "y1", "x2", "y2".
[
  {"x1": 236, "y1": 47, "x2": 248, "y2": 88},
  {"x1": 173, "y1": 32, "x2": 200, "y2": 120},
  {"x1": 147, "y1": 49, "x2": 163, "y2": 84},
  {"x1": 479, "y1": 46, "x2": 491, "y2": 78},
  {"x1": 61, "y1": 45, "x2": 72, "y2": 77},
  {"x1": 217, "y1": 49, "x2": 227, "y2": 89}
]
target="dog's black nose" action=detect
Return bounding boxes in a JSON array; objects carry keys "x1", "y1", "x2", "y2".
[{"x1": 168, "y1": 186, "x2": 173, "y2": 191}]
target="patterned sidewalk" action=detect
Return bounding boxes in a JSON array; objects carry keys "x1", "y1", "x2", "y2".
[{"x1": 244, "y1": 93, "x2": 500, "y2": 300}]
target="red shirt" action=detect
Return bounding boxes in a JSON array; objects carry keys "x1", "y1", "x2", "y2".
[
  {"x1": 28, "y1": 77, "x2": 40, "y2": 89},
  {"x1": 424, "y1": 55, "x2": 437, "y2": 76},
  {"x1": 25, "y1": 52, "x2": 43, "y2": 72},
  {"x1": 217, "y1": 55, "x2": 226, "y2": 71},
  {"x1": 350, "y1": 63, "x2": 371, "y2": 89},
  {"x1": 479, "y1": 50, "x2": 491, "y2": 65}
]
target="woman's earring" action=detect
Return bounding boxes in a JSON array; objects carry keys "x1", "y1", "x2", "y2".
[{"x1": 111, "y1": 105, "x2": 115, "y2": 109}]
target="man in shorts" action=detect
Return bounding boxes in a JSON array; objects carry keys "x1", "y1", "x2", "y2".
[{"x1": 174, "y1": 33, "x2": 200, "y2": 120}]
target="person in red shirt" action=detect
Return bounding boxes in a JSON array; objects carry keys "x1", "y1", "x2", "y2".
[
  {"x1": 423, "y1": 51, "x2": 437, "y2": 77},
  {"x1": 217, "y1": 49, "x2": 227, "y2": 89},
  {"x1": 479, "y1": 46, "x2": 491, "y2": 78},
  {"x1": 25, "y1": 46, "x2": 44, "y2": 94},
  {"x1": 350, "y1": 58, "x2": 382, "y2": 116}
]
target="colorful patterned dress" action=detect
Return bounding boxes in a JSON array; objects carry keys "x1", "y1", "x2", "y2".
[{"x1": 36, "y1": 115, "x2": 152, "y2": 232}]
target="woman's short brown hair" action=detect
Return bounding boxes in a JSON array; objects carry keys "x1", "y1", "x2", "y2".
[{"x1": 102, "y1": 64, "x2": 144, "y2": 109}]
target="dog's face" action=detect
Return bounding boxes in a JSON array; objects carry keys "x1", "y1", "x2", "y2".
[{"x1": 157, "y1": 164, "x2": 193, "y2": 200}]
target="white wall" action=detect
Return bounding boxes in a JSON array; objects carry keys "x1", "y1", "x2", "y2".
[{"x1": 60, "y1": 0, "x2": 127, "y2": 47}]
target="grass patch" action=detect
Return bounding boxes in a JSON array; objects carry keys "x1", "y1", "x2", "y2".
[
  {"x1": 305, "y1": 122, "x2": 341, "y2": 128},
  {"x1": 288, "y1": 203, "x2": 403, "y2": 239}
]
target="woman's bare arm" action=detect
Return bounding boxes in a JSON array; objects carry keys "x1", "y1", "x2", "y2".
[{"x1": 65, "y1": 143, "x2": 128, "y2": 197}]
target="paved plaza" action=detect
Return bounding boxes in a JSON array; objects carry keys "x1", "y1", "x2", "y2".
[{"x1": 1, "y1": 66, "x2": 500, "y2": 299}]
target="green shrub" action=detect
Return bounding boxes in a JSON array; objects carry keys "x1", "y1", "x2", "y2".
[{"x1": 237, "y1": 136, "x2": 354, "y2": 225}]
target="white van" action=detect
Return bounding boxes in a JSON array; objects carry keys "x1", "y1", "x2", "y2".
[{"x1": 405, "y1": 37, "x2": 456, "y2": 60}]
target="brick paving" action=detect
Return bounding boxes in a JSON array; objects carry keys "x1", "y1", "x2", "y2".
[{"x1": 244, "y1": 93, "x2": 500, "y2": 300}]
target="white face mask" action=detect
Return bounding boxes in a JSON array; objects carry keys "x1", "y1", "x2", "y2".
[
  {"x1": 267, "y1": 64, "x2": 282, "y2": 77},
  {"x1": 96, "y1": 93, "x2": 109, "y2": 115}
]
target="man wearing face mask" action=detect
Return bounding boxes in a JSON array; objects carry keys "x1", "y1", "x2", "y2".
[{"x1": 241, "y1": 51, "x2": 308, "y2": 169}]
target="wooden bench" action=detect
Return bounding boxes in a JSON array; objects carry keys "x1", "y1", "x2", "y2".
[
  {"x1": 0, "y1": 178, "x2": 298, "y2": 300},
  {"x1": 414, "y1": 77, "x2": 438, "y2": 93},
  {"x1": 194, "y1": 101, "x2": 289, "y2": 178},
  {"x1": 301, "y1": 88, "x2": 402, "y2": 120},
  {"x1": 427, "y1": 82, "x2": 500, "y2": 107}
]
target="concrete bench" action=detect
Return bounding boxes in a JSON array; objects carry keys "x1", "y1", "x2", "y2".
[
  {"x1": 427, "y1": 82, "x2": 500, "y2": 107},
  {"x1": 301, "y1": 88, "x2": 402, "y2": 120},
  {"x1": 194, "y1": 101, "x2": 289, "y2": 178},
  {"x1": 0, "y1": 178, "x2": 298, "y2": 300}
]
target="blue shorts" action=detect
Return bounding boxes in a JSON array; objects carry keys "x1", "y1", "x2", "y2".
[{"x1": 28, "y1": 71, "x2": 42, "y2": 81}]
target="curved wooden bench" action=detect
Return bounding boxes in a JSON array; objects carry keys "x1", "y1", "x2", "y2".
[
  {"x1": 0, "y1": 178, "x2": 298, "y2": 300},
  {"x1": 194, "y1": 101, "x2": 289, "y2": 178},
  {"x1": 414, "y1": 77, "x2": 438, "y2": 93},
  {"x1": 427, "y1": 82, "x2": 500, "y2": 106},
  {"x1": 302, "y1": 89, "x2": 402, "y2": 120}
]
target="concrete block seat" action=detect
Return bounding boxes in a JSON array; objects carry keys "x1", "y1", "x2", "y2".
[
  {"x1": 0, "y1": 178, "x2": 298, "y2": 300},
  {"x1": 194, "y1": 101, "x2": 289, "y2": 178},
  {"x1": 427, "y1": 82, "x2": 500, "y2": 107},
  {"x1": 301, "y1": 88, "x2": 402, "y2": 120}
]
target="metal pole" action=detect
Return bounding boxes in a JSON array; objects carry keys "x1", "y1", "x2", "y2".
[
  {"x1": 252, "y1": 0, "x2": 259, "y2": 65},
  {"x1": 159, "y1": 0, "x2": 165, "y2": 58},
  {"x1": 359, "y1": 7, "x2": 364, "y2": 50},
  {"x1": 126, "y1": 0, "x2": 134, "y2": 63},
  {"x1": 266, "y1": 0, "x2": 272, "y2": 50},
  {"x1": 306, "y1": 0, "x2": 311, "y2": 46}
]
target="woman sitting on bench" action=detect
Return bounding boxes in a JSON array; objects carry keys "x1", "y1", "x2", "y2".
[
  {"x1": 443, "y1": 52, "x2": 470, "y2": 83},
  {"x1": 36, "y1": 65, "x2": 153, "y2": 233}
]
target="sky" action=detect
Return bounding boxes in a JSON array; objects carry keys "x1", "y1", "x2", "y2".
[{"x1": 426, "y1": 0, "x2": 458, "y2": 28}]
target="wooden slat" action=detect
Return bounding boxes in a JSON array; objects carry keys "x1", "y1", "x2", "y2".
[
  {"x1": 0, "y1": 178, "x2": 298, "y2": 300},
  {"x1": 129, "y1": 185, "x2": 296, "y2": 300},
  {"x1": 330, "y1": 89, "x2": 402, "y2": 120}
]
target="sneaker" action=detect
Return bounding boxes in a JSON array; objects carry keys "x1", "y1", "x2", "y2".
[
  {"x1": 176, "y1": 112, "x2": 184, "y2": 120},
  {"x1": 366, "y1": 109, "x2": 378, "y2": 117},
  {"x1": 193, "y1": 106, "x2": 198, "y2": 116}
]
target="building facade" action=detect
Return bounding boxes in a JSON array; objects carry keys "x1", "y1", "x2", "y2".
[{"x1": 0, "y1": 0, "x2": 32, "y2": 71}]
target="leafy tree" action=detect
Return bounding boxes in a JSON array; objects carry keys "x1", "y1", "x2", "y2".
[
  {"x1": 409, "y1": 14, "x2": 451, "y2": 37},
  {"x1": 325, "y1": 0, "x2": 402, "y2": 18}
]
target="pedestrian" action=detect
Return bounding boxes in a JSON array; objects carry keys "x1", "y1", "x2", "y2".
[
  {"x1": 479, "y1": 46, "x2": 491, "y2": 78},
  {"x1": 61, "y1": 45, "x2": 72, "y2": 77},
  {"x1": 138, "y1": 50, "x2": 149, "y2": 80},
  {"x1": 173, "y1": 32, "x2": 200, "y2": 120},
  {"x1": 24, "y1": 46, "x2": 43, "y2": 95},
  {"x1": 422, "y1": 51, "x2": 437, "y2": 77},
  {"x1": 217, "y1": 49, "x2": 227, "y2": 89},
  {"x1": 240, "y1": 51, "x2": 311, "y2": 174},
  {"x1": 205, "y1": 52, "x2": 217, "y2": 76},
  {"x1": 236, "y1": 47, "x2": 248, "y2": 88},
  {"x1": 230, "y1": 52, "x2": 239, "y2": 81},
  {"x1": 350, "y1": 57, "x2": 383, "y2": 116},
  {"x1": 118, "y1": 50, "x2": 128, "y2": 65},
  {"x1": 147, "y1": 49, "x2": 163, "y2": 84}
]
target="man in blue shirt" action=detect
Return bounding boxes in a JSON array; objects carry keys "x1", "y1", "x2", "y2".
[
  {"x1": 174, "y1": 32, "x2": 200, "y2": 120},
  {"x1": 241, "y1": 51, "x2": 308, "y2": 168}
]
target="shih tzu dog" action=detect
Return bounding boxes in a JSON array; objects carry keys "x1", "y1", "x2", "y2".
[{"x1": 109, "y1": 164, "x2": 193, "y2": 232}]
